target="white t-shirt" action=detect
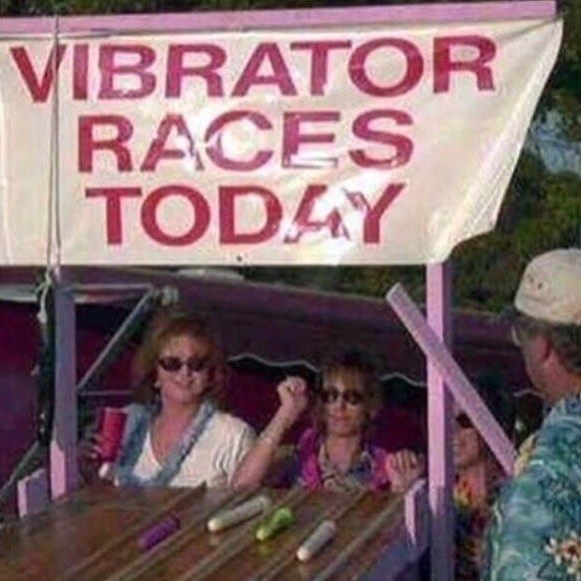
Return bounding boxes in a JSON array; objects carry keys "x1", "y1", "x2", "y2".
[{"x1": 130, "y1": 410, "x2": 255, "y2": 488}]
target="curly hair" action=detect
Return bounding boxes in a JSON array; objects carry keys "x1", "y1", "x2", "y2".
[
  {"x1": 312, "y1": 347, "x2": 383, "y2": 435},
  {"x1": 132, "y1": 307, "x2": 226, "y2": 407}
]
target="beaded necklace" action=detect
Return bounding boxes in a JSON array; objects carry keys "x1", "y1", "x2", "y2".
[{"x1": 116, "y1": 400, "x2": 216, "y2": 487}]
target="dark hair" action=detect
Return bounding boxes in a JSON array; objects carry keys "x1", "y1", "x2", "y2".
[
  {"x1": 471, "y1": 371, "x2": 516, "y2": 440},
  {"x1": 132, "y1": 307, "x2": 225, "y2": 406},
  {"x1": 313, "y1": 347, "x2": 383, "y2": 433},
  {"x1": 513, "y1": 312, "x2": 581, "y2": 375}
]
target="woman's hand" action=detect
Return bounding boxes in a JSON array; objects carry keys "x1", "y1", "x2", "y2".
[
  {"x1": 276, "y1": 376, "x2": 309, "y2": 429},
  {"x1": 385, "y1": 449, "x2": 424, "y2": 494},
  {"x1": 77, "y1": 432, "x2": 105, "y2": 484}
]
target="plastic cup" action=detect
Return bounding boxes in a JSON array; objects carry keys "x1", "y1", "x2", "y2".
[{"x1": 98, "y1": 407, "x2": 127, "y2": 462}]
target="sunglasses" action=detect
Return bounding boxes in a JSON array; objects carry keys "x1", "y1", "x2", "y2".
[
  {"x1": 456, "y1": 413, "x2": 473, "y2": 429},
  {"x1": 319, "y1": 387, "x2": 365, "y2": 406},
  {"x1": 158, "y1": 356, "x2": 208, "y2": 374}
]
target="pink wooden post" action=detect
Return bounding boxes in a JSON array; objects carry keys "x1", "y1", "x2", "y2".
[
  {"x1": 50, "y1": 284, "x2": 79, "y2": 498},
  {"x1": 387, "y1": 283, "x2": 516, "y2": 474},
  {"x1": 405, "y1": 478, "x2": 430, "y2": 561},
  {"x1": 17, "y1": 468, "x2": 49, "y2": 517},
  {"x1": 426, "y1": 262, "x2": 454, "y2": 580}
]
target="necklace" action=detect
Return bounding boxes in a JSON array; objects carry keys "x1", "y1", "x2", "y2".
[{"x1": 116, "y1": 400, "x2": 216, "y2": 487}]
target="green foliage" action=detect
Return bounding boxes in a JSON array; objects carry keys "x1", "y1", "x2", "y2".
[
  {"x1": 453, "y1": 155, "x2": 580, "y2": 311},
  {"x1": 543, "y1": 0, "x2": 581, "y2": 141}
]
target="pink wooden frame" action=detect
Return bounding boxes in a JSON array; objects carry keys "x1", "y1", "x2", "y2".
[
  {"x1": 17, "y1": 468, "x2": 49, "y2": 518},
  {"x1": 3, "y1": 2, "x2": 556, "y2": 578},
  {"x1": 0, "y1": 2, "x2": 557, "y2": 34},
  {"x1": 426, "y1": 263, "x2": 455, "y2": 579}
]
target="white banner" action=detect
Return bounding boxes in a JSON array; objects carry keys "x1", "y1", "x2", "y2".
[{"x1": 0, "y1": 16, "x2": 561, "y2": 265}]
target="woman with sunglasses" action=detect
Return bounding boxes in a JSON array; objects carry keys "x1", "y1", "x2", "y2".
[
  {"x1": 233, "y1": 348, "x2": 422, "y2": 493},
  {"x1": 80, "y1": 308, "x2": 255, "y2": 488}
]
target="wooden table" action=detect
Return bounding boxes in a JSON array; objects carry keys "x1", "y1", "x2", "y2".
[{"x1": 0, "y1": 484, "x2": 408, "y2": 580}]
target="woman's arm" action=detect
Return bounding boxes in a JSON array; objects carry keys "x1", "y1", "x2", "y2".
[{"x1": 232, "y1": 377, "x2": 307, "y2": 489}]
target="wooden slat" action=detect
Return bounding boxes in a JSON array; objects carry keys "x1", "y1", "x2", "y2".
[
  {"x1": 63, "y1": 487, "x2": 200, "y2": 580},
  {"x1": 105, "y1": 487, "x2": 255, "y2": 581},
  {"x1": 1, "y1": 487, "x2": 178, "y2": 579},
  {"x1": 249, "y1": 488, "x2": 367, "y2": 581},
  {"x1": 313, "y1": 495, "x2": 404, "y2": 580},
  {"x1": 176, "y1": 487, "x2": 310, "y2": 581},
  {"x1": 1, "y1": 485, "x2": 409, "y2": 580}
]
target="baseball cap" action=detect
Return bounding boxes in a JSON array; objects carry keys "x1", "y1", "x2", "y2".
[{"x1": 514, "y1": 248, "x2": 581, "y2": 325}]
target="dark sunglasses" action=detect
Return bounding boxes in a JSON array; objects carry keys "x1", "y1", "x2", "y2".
[
  {"x1": 158, "y1": 356, "x2": 208, "y2": 373},
  {"x1": 456, "y1": 413, "x2": 473, "y2": 429},
  {"x1": 319, "y1": 387, "x2": 365, "y2": 406}
]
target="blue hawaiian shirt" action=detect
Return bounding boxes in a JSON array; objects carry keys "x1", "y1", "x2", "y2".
[{"x1": 483, "y1": 394, "x2": 581, "y2": 580}]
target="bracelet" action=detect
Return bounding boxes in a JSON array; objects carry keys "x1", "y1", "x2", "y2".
[{"x1": 259, "y1": 430, "x2": 279, "y2": 446}]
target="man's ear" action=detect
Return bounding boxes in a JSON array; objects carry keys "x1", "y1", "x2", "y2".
[{"x1": 529, "y1": 333, "x2": 552, "y2": 364}]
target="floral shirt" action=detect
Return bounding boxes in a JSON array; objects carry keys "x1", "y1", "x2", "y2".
[
  {"x1": 454, "y1": 465, "x2": 503, "y2": 580},
  {"x1": 273, "y1": 429, "x2": 390, "y2": 491},
  {"x1": 483, "y1": 394, "x2": 581, "y2": 581},
  {"x1": 311, "y1": 444, "x2": 376, "y2": 492}
]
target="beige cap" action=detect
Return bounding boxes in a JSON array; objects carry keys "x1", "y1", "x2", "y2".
[{"x1": 514, "y1": 248, "x2": 581, "y2": 325}]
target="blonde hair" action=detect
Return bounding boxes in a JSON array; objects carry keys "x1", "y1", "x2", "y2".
[
  {"x1": 313, "y1": 347, "x2": 382, "y2": 434},
  {"x1": 132, "y1": 307, "x2": 225, "y2": 406}
]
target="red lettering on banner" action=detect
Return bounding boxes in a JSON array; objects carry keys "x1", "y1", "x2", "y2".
[
  {"x1": 98, "y1": 44, "x2": 156, "y2": 99},
  {"x1": 282, "y1": 111, "x2": 340, "y2": 168},
  {"x1": 290, "y1": 40, "x2": 352, "y2": 96},
  {"x1": 350, "y1": 110, "x2": 413, "y2": 169},
  {"x1": 141, "y1": 114, "x2": 203, "y2": 172},
  {"x1": 349, "y1": 39, "x2": 423, "y2": 97},
  {"x1": 166, "y1": 44, "x2": 226, "y2": 98},
  {"x1": 10, "y1": 45, "x2": 67, "y2": 103},
  {"x1": 232, "y1": 43, "x2": 297, "y2": 97},
  {"x1": 141, "y1": 185, "x2": 210, "y2": 246},
  {"x1": 86, "y1": 181, "x2": 404, "y2": 247},
  {"x1": 219, "y1": 186, "x2": 282, "y2": 243},
  {"x1": 433, "y1": 36, "x2": 496, "y2": 92},
  {"x1": 12, "y1": 36, "x2": 501, "y2": 102},
  {"x1": 346, "y1": 184, "x2": 405, "y2": 243},
  {"x1": 78, "y1": 115, "x2": 134, "y2": 172},
  {"x1": 284, "y1": 184, "x2": 349, "y2": 243},
  {"x1": 86, "y1": 187, "x2": 141, "y2": 244},
  {"x1": 73, "y1": 44, "x2": 89, "y2": 100},
  {"x1": 205, "y1": 110, "x2": 273, "y2": 171}
]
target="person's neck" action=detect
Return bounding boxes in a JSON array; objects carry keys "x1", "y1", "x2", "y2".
[
  {"x1": 157, "y1": 399, "x2": 201, "y2": 430},
  {"x1": 538, "y1": 354, "x2": 581, "y2": 407},
  {"x1": 544, "y1": 372, "x2": 581, "y2": 406},
  {"x1": 324, "y1": 433, "x2": 362, "y2": 473},
  {"x1": 458, "y1": 459, "x2": 490, "y2": 506}
]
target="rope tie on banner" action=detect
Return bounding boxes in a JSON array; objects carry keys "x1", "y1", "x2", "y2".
[
  {"x1": 36, "y1": 271, "x2": 51, "y2": 333},
  {"x1": 46, "y1": 12, "x2": 61, "y2": 273},
  {"x1": 35, "y1": 271, "x2": 56, "y2": 448}
]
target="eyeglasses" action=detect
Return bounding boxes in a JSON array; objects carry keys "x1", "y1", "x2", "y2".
[
  {"x1": 158, "y1": 356, "x2": 208, "y2": 374},
  {"x1": 455, "y1": 413, "x2": 473, "y2": 429},
  {"x1": 319, "y1": 387, "x2": 365, "y2": 406},
  {"x1": 510, "y1": 325, "x2": 521, "y2": 347}
]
